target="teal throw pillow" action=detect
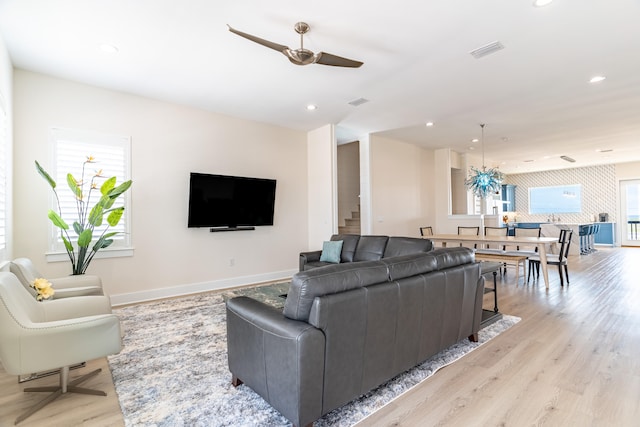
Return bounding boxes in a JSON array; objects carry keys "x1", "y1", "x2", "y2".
[{"x1": 320, "y1": 240, "x2": 343, "y2": 264}]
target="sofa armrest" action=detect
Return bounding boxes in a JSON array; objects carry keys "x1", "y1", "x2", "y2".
[
  {"x1": 226, "y1": 297, "x2": 325, "y2": 427},
  {"x1": 299, "y1": 250, "x2": 322, "y2": 271},
  {"x1": 471, "y1": 276, "x2": 485, "y2": 341}
]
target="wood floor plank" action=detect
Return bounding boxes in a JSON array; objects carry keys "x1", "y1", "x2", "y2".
[
  {"x1": 356, "y1": 247, "x2": 640, "y2": 426},
  {"x1": 1, "y1": 246, "x2": 638, "y2": 426}
]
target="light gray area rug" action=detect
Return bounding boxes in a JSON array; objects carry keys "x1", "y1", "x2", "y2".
[{"x1": 108, "y1": 285, "x2": 520, "y2": 427}]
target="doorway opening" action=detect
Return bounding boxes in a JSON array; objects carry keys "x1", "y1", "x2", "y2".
[{"x1": 620, "y1": 179, "x2": 640, "y2": 247}]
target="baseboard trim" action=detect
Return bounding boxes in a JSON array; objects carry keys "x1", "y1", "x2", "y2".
[{"x1": 110, "y1": 269, "x2": 296, "y2": 307}]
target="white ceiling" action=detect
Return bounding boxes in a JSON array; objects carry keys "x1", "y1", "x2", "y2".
[{"x1": 1, "y1": 0, "x2": 640, "y2": 174}]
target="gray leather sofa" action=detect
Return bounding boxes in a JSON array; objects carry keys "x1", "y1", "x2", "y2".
[
  {"x1": 226, "y1": 247, "x2": 482, "y2": 427},
  {"x1": 299, "y1": 234, "x2": 433, "y2": 271}
]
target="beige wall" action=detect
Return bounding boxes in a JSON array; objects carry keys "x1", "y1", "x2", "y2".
[
  {"x1": 337, "y1": 142, "x2": 360, "y2": 227},
  {"x1": 369, "y1": 135, "x2": 434, "y2": 237},
  {"x1": 13, "y1": 70, "x2": 308, "y2": 304}
]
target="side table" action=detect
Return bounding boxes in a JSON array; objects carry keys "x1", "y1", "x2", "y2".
[{"x1": 479, "y1": 261, "x2": 503, "y2": 327}]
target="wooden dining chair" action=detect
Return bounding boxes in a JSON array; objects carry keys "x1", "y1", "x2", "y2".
[
  {"x1": 511, "y1": 227, "x2": 542, "y2": 255},
  {"x1": 482, "y1": 226, "x2": 508, "y2": 250},
  {"x1": 419, "y1": 226, "x2": 433, "y2": 237},
  {"x1": 457, "y1": 226, "x2": 479, "y2": 248},
  {"x1": 528, "y1": 229, "x2": 573, "y2": 286}
]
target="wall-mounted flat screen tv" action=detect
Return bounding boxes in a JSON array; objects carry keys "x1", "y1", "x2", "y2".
[{"x1": 187, "y1": 172, "x2": 276, "y2": 229}]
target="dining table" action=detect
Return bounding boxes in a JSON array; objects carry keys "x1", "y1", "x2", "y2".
[{"x1": 429, "y1": 234, "x2": 559, "y2": 289}]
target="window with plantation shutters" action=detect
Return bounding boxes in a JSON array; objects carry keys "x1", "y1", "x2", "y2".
[
  {"x1": 0, "y1": 97, "x2": 7, "y2": 259},
  {"x1": 46, "y1": 128, "x2": 133, "y2": 261}
]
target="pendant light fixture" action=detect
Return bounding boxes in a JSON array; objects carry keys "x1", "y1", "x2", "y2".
[{"x1": 464, "y1": 123, "x2": 504, "y2": 198}]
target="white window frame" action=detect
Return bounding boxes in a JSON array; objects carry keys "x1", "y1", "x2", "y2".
[
  {"x1": 46, "y1": 127, "x2": 133, "y2": 262},
  {"x1": 0, "y1": 94, "x2": 7, "y2": 261}
]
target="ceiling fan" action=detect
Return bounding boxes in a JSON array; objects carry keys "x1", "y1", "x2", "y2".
[{"x1": 227, "y1": 22, "x2": 364, "y2": 68}]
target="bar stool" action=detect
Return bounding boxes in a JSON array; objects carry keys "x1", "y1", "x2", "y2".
[
  {"x1": 590, "y1": 223, "x2": 599, "y2": 253},
  {"x1": 579, "y1": 225, "x2": 589, "y2": 255}
]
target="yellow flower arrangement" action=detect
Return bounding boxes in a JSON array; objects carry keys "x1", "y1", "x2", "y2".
[{"x1": 31, "y1": 278, "x2": 55, "y2": 301}]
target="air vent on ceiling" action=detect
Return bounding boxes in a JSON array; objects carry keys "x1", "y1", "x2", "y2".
[
  {"x1": 348, "y1": 97, "x2": 369, "y2": 107},
  {"x1": 469, "y1": 41, "x2": 505, "y2": 59},
  {"x1": 560, "y1": 155, "x2": 576, "y2": 163}
]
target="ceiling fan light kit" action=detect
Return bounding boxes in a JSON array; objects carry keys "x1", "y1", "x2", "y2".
[{"x1": 228, "y1": 22, "x2": 363, "y2": 68}]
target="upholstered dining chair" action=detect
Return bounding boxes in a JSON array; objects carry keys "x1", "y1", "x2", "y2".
[
  {"x1": 528, "y1": 229, "x2": 573, "y2": 286},
  {"x1": 419, "y1": 226, "x2": 433, "y2": 237},
  {"x1": 10, "y1": 257, "x2": 103, "y2": 299},
  {"x1": 0, "y1": 272, "x2": 122, "y2": 424},
  {"x1": 457, "y1": 226, "x2": 480, "y2": 248}
]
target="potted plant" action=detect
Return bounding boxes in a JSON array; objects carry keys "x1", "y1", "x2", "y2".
[{"x1": 35, "y1": 157, "x2": 132, "y2": 275}]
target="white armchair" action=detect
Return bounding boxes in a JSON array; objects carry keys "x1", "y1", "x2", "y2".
[
  {"x1": 10, "y1": 257, "x2": 103, "y2": 299},
  {"x1": 0, "y1": 272, "x2": 122, "y2": 424}
]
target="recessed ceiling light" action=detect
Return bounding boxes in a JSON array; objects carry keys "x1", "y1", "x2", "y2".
[
  {"x1": 468, "y1": 146, "x2": 475, "y2": 150},
  {"x1": 99, "y1": 43, "x2": 119, "y2": 54},
  {"x1": 425, "y1": 122, "x2": 434, "y2": 127},
  {"x1": 596, "y1": 148, "x2": 613, "y2": 153},
  {"x1": 471, "y1": 138, "x2": 479, "y2": 143},
  {"x1": 533, "y1": 0, "x2": 553, "y2": 7},
  {"x1": 306, "y1": 104, "x2": 317, "y2": 111},
  {"x1": 543, "y1": 156, "x2": 551, "y2": 159},
  {"x1": 590, "y1": 75, "x2": 606, "y2": 83},
  {"x1": 524, "y1": 160, "x2": 534, "y2": 163}
]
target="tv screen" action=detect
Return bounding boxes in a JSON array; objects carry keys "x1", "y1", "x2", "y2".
[{"x1": 187, "y1": 173, "x2": 276, "y2": 228}]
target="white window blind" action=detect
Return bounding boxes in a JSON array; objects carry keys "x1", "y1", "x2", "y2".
[{"x1": 48, "y1": 128, "x2": 132, "y2": 256}]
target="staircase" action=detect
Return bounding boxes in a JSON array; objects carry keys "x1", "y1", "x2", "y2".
[{"x1": 338, "y1": 206, "x2": 361, "y2": 234}]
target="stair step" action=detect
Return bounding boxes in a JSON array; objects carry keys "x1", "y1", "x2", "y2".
[
  {"x1": 345, "y1": 218, "x2": 360, "y2": 226},
  {"x1": 339, "y1": 226, "x2": 361, "y2": 234},
  {"x1": 351, "y1": 211, "x2": 360, "y2": 219}
]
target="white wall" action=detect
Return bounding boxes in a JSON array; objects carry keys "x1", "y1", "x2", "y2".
[
  {"x1": 616, "y1": 161, "x2": 640, "y2": 181},
  {"x1": 369, "y1": 135, "x2": 434, "y2": 237},
  {"x1": 433, "y1": 148, "x2": 494, "y2": 234},
  {"x1": 0, "y1": 35, "x2": 12, "y2": 262},
  {"x1": 13, "y1": 70, "x2": 308, "y2": 304},
  {"x1": 306, "y1": 124, "x2": 336, "y2": 249}
]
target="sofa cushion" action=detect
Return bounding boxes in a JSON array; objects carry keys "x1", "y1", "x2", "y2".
[
  {"x1": 382, "y1": 253, "x2": 439, "y2": 281},
  {"x1": 303, "y1": 261, "x2": 334, "y2": 270},
  {"x1": 383, "y1": 236, "x2": 433, "y2": 258},
  {"x1": 353, "y1": 236, "x2": 389, "y2": 262},
  {"x1": 330, "y1": 234, "x2": 360, "y2": 263},
  {"x1": 430, "y1": 247, "x2": 476, "y2": 270},
  {"x1": 284, "y1": 261, "x2": 389, "y2": 322},
  {"x1": 381, "y1": 247, "x2": 474, "y2": 281},
  {"x1": 320, "y1": 240, "x2": 343, "y2": 263}
]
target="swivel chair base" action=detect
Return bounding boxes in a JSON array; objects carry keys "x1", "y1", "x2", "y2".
[{"x1": 16, "y1": 366, "x2": 106, "y2": 425}]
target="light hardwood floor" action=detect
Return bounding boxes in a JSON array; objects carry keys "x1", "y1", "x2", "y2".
[{"x1": 1, "y1": 247, "x2": 639, "y2": 426}]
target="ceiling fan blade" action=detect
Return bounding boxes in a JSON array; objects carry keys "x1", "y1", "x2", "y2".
[
  {"x1": 227, "y1": 25, "x2": 289, "y2": 53},
  {"x1": 315, "y1": 52, "x2": 363, "y2": 68}
]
